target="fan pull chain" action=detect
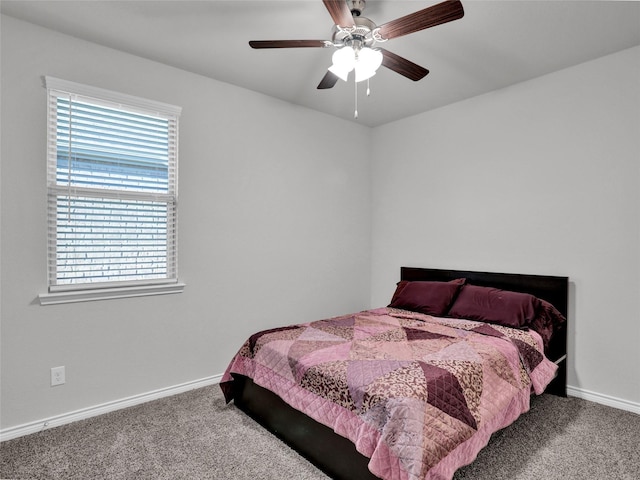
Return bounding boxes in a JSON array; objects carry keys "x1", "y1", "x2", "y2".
[
  {"x1": 354, "y1": 77, "x2": 358, "y2": 119},
  {"x1": 367, "y1": 78, "x2": 371, "y2": 97}
]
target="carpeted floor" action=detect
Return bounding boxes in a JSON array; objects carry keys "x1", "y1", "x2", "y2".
[{"x1": 1, "y1": 385, "x2": 638, "y2": 480}]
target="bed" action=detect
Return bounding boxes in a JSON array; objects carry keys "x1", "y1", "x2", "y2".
[{"x1": 220, "y1": 267, "x2": 568, "y2": 480}]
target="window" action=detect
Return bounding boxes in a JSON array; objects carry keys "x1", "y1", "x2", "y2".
[{"x1": 40, "y1": 77, "x2": 183, "y2": 304}]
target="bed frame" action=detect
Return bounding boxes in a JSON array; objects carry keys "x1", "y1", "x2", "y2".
[{"x1": 230, "y1": 267, "x2": 569, "y2": 480}]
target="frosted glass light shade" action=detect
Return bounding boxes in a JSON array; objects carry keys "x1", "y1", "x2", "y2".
[
  {"x1": 328, "y1": 64, "x2": 350, "y2": 81},
  {"x1": 328, "y1": 47, "x2": 382, "y2": 83},
  {"x1": 332, "y1": 46, "x2": 356, "y2": 69},
  {"x1": 358, "y1": 48, "x2": 383, "y2": 72},
  {"x1": 329, "y1": 46, "x2": 356, "y2": 80}
]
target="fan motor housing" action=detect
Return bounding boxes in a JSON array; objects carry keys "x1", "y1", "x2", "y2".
[{"x1": 331, "y1": 16, "x2": 377, "y2": 47}]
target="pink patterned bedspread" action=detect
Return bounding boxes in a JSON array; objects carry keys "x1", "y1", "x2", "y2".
[{"x1": 221, "y1": 308, "x2": 557, "y2": 480}]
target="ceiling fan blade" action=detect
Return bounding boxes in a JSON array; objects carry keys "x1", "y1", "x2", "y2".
[
  {"x1": 323, "y1": 0, "x2": 355, "y2": 28},
  {"x1": 317, "y1": 71, "x2": 340, "y2": 89},
  {"x1": 377, "y1": 0, "x2": 464, "y2": 41},
  {"x1": 249, "y1": 40, "x2": 328, "y2": 49},
  {"x1": 380, "y1": 49, "x2": 429, "y2": 81}
]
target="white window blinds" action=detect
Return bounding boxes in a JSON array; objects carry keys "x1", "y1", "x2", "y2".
[{"x1": 45, "y1": 77, "x2": 181, "y2": 291}]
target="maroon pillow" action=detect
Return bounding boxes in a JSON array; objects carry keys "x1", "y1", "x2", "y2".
[
  {"x1": 389, "y1": 281, "x2": 410, "y2": 305},
  {"x1": 388, "y1": 279, "x2": 465, "y2": 316},
  {"x1": 529, "y1": 299, "x2": 567, "y2": 350},
  {"x1": 447, "y1": 284, "x2": 540, "y2": 328}
]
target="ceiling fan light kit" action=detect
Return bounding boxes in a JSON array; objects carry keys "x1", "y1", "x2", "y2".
[
  {"x1": 250, "y1": 0, "x2": 464, "y2": 117},
  {"x1": 328, "y1": 44, "x2": 383, "y2": 82}
]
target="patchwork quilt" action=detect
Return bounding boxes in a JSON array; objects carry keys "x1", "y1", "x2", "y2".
[{"x1": 221, "y1": 308, "x2": 557, "y2": 480}]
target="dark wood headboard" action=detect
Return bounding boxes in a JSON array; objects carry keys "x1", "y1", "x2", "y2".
[
  {"x1": 401, "y1": 267, "x2": 568, "y2": 318},
  {"x1": 400, "y1": 266, "x2": 569, "y2": 396}
]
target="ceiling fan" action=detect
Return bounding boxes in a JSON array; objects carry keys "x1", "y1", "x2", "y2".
[{"x1": 249, "y1": 0, "x2": 464, "y2": 90}]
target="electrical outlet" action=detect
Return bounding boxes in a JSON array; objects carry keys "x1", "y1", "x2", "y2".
[{"x1": 51, "y1": 366, "x2": 65, "y2": 386}]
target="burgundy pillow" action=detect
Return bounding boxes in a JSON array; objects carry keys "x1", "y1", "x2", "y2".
[
  {"x1": 389, "y1": 281, "x2": 410, "y2": 305},
  {"x1": 388, "y1": 279, "x2": 465, "y2": 316},
  {"x1": 447, "y1": 284, "x2": 540, "y2": 328},
  {"x1": 529, "y1": 299, "x2": 567, "y2": 350}
]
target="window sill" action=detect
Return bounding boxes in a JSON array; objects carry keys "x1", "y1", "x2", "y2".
[{"x1": 38, "y1": 282, "x2": 186, "y2": 305}]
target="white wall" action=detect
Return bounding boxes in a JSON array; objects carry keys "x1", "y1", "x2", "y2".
[
  {"x1": 0, "y1": 15, "x2": 372, "y2": 430},
  {"x1": 371, "y1": 46, "x2": 640, "y2": 407}
]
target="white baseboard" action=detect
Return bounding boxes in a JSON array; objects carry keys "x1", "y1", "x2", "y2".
[
  {"x1": 3, "y1": 377, "x2": 637, "y2": 442},
  {"x1": 567, "y1": 385, "x2": 640, "y2": 415},
  {"x1": 0, "y1": 374, "x2": 222, "y2": 442}
]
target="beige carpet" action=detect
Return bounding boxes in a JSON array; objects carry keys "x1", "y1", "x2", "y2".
[{"x1": 1, "y1": 385, "x2": 638, "y2": 479}]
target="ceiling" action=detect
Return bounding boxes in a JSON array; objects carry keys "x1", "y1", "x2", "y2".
[{"x1": 2, "y1": 0, "x2": 639, "y2": 127}]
